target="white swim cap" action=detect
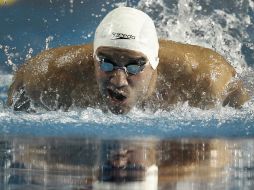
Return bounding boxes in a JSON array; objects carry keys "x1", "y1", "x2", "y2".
[{"x1": 93, "y1": 7, "x2": 159, "y2": 69}]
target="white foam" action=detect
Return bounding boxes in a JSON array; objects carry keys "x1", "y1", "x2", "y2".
[
  {"x1": 0, "y1": 73, "x2": 13, "y2": 87},
  {"x1": 137, "y1": 0, "x2": 254, "y2": 74}
]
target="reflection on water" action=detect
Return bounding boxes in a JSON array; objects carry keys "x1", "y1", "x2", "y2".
[{"x1": 1, "y1": 136, "x2": 254, "y2": 190}]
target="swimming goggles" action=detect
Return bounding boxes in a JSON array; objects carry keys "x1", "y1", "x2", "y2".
[{"x1": 95, "y1": 55, "x2": 146, "y2": 75}]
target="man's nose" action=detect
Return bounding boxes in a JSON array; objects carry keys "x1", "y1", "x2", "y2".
[{"x1": 110, "y1": 69, "x2": 128, "y2": 88}]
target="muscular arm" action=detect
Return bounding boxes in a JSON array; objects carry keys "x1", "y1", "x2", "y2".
[
  {"x1": 7, "y1": 44, "x2": 100, "y2": 111},
  {"x1": 222, "y1": 80, "x2": 249, "y2": 108},
  {"x1": 157, "y1": 40, "x2": 249, "y2": 108}
]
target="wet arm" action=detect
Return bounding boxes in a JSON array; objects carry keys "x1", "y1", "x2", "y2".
[{"x1": 222, "y1": 80, "x2": 250, "y2": 108}]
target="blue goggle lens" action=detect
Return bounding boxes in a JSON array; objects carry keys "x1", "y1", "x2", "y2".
[
  {"x1": 100, "y1": 62, "x2": 144, "y2": 75},
  {"x1": 100, "y1": 62, "x2": 114, "y2": 72},
  {"x1": 126, "y1": 65, "x2": 142, "y2": 75}
]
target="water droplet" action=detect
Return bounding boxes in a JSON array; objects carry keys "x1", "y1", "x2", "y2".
[{"x1": 45, "y1": 36, "x2": 54, "y2": 50}]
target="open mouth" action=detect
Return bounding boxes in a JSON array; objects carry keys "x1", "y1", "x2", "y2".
[{"x1": 108, "y1": 89, "x2": 127, "y2": 102}]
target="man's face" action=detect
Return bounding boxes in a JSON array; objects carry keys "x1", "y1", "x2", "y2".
[{"x1": 94, "y1": 46, "x2": 156, "y2": 114}]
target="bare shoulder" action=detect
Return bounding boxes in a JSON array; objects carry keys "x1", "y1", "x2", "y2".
[
  {"x1": 158, "y1": 39, "x2": 235, "y2": 74},
  {"x1": 11, "y1": 43, "x2": 94, "y2": 89},
  {"x1": 22, "y1": 43, "x2": 93, "y2": 72},
  {"x1": 157, "y1": 40, "x2": 236, "y2": 89},
  {"x1": 156, "y1": 39, "x2": 248, "y2": 108},
  {"x1": 7, "y1": 43, "x2": 99, "y2": 111}
]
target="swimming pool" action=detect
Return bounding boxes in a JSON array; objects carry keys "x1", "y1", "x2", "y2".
[{"x1": 0, "y1": 0, "x2": 254, "y2": 189}]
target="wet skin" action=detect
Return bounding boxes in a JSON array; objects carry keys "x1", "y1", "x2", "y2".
[
  {"x1": 7, "y1": 40, "x2": 250, "y2": 113},
  {"x1": 94, "y1": 47, "x2": 157, "y2": 114}
]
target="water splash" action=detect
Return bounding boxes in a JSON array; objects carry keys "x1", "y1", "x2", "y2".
[
  {"x1": 137, "y1": 0, "x2": 254, "y2": 74},
  {"x1": 0, "y1": 101, "x2": 253, "y2": 138},
  {"x1": 45, "y1": 36, "x2": 54, "y2": 50},
  {"x1": 25, "y1": 48, "x2": 33, "y2": 60},
  {"x1": 69, "y1": 0, "x2": 74, "y2": 13},
  {"x1": 0, "y1": 45, "x2": 17, "y2": 72}
]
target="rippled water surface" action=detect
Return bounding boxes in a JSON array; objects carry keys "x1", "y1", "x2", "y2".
[
  {"x1": 0, "y1": 0, "x2": 254, "y2": 189},
  {"x1": 1, "y1": 137, "x2": 254, "y2": 190}
]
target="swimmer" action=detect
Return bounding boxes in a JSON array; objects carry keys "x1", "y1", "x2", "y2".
[{"x1": 7, "y1": 7, "x2": 249, "y2": 114}]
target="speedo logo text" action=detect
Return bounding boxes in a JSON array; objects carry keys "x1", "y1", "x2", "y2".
[{"x1": 111, "y1": 32, "x2": 136, "y2": 40}]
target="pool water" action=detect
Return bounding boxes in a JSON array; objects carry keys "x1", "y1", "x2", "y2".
[
  {"x1": 0, "y1": 0, "x2": 254, "y2": 189},
  {"x1": 1, "y1": 137, "x2": 254, "y2": 190}
]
